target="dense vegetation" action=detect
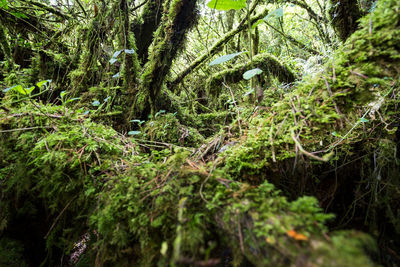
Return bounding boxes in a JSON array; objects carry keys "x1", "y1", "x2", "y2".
[{"x1": 0, "y1": 0, "x2": 399, "y2": 266}]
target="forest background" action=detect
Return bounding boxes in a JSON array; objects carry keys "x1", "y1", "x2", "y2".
[{"x1": 0, "y1": 0, "x2": 399, "y2": 266}]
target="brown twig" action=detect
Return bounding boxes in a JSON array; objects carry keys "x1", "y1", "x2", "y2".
[{"x1": 44, "y1": 197, "x2": 76, "y2": 239}]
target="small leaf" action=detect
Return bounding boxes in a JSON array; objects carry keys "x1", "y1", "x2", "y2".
[
  {"x1": 124, "y1": 49, "x2": 135, "y2": 54},
  {"x1": 112, "y1": 50, "x2": 122, "y2": 58},
  {"x1": 252, "y1": 19, "x2": 264, "y2": 29},
  {"x1": 243, "y1": 68, "x2": 263, "y2": 80},
  {"x1": 322, "y1": 151, "x2": 334, "y2": 161},
  {"x1": 112, "y1": 72, "x2": 120, "y2": 78},
  {"x1": 3, "y1": 85, "x2": 17, "y2": 93},
  {"x1": 36, "y1": 80, "x2": 51, "y2": 88},
  {"x1": 331, "y1": 131, "x2": 341, "y2": 137},
  {"x1": 92, "y1": 100, "x2": 101, "y2": 106},
  {"x1": 242, "y1": 88, "x2": 255, "y2": 97},
  {"x1": 85, "y1": 187, "x2": 95, "y2": 196},
  {"x1": 66, "y1": 97, "x2": 80, "y2": 103},
  {"x1": 209, "y1": 52, "x2": 244, "y2": 66},
  {"x1": 109, "y1": 58, "x2": 118, "y2": 64},
  {"x1": 287, "y1": 230, "x2": 308, "y2": 241},
  {"x1": 11, "y1": 12, "x2": 29, "y2": 19},
  {"x1": 155, "y1": 110, "x2": 166, "y2": 117},
  {"x1": 128, "y1": 131, "x2": 141, "y2": 135},
  {"x1": 264, "y1": 8, "x2": 284, "y2": 21},
  {"x1": 104, "y1": 96, "x2": 110, "y2": 102},
  {"x1": 130, "y1": 119, "x2": 145, "y2": 125},
  {"x1": 14, "y1": 85, "x2": 26, "y2": 95},
  {"x1": 160, "y1": 242, "x2": 168, "y2": 256},
  {"x1": 25, "y1": 86, "x2": 35, "y2": 94},
  {"x1": 358, "y1": 117, "x2": 369, "y2": 123},
  {"x1": 60, "y1": 90, "x2": 67, "y2": 98},
  {"x1": 207, "y1": 0, "x2": 246, "y2": 11}
]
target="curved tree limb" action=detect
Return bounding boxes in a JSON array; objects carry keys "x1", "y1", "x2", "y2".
[
  {"x1": 25, "y1": 0, "x2": 72, "y2": 20},
  {"x1": 206, "y1": 52, "x2": 297, "y2": 96}
]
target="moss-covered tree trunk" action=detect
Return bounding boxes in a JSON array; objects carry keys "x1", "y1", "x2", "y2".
[
  {"x1": 118, "y1": 0, "x2": 140, "y2": 123},
  {"x1": 134, "y1": 0, "x2": 198, "y2": 116},
  {"x1": 329, "y1": 0, "x2": 364, "y2": 41},
  {"x1": 133, "y1": 0, "x2": 165, "y2": 65}
]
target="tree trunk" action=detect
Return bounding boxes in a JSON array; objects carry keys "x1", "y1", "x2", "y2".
[
  {"x1": 329, "y1": 0, "x2": 363, "y2": 41},
  {"x1": 134, "y1": 0, "x2": 198, "y2": 117}
]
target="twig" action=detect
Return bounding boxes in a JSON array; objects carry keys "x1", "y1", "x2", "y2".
[
  {"x1": 199, "y1": 163, "x2": 216, "y2": 204},
  {"x1": 0, "y1": 126, "x2": 52, "y2": 133},
  {"x1": 291, "y1": 129, "x2": 328, "y2": 162},
  {"x1": 44, "y1": 197, "x2": 76, "y2": 239},
  {"x1": 223, "y1": 82, "x2": 242, "y2": 135},
  {"x1": 237, "y1": 212, "x2": 245, "y2": 254}
]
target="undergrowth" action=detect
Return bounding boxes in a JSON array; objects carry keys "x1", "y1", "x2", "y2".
[{"x1": 0, "y1": 0, "x2": 399, "y2": 266}]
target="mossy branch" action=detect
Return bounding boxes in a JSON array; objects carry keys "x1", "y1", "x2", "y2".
[{"x1": 206, "y1": 52, "x2": 297, "y2": 95}]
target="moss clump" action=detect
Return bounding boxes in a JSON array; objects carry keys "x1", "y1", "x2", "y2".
[
  {"x1": 0, "y1": 238, "x2": 28, "y2": 267},
  {"x1": 143, "y1": 113, "x2": 204, "y2": 147}
]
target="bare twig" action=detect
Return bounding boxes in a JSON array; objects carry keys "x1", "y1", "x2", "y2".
[
  {"x1": 44, "y1": 197, "x2": 76, "y2": 239},
  {"x1": 0, "y1": 126, "x2": 52, "y2": 133},
  {"x1": 291, "y1": 129, "x2": 328, "y2": 162}
]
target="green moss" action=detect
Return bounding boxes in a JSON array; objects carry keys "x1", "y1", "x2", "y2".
[
  {"x1": 143, "y1": 113, "x2": 204, "y2": 147},
  {"x1": 0, "y1": 238, "x2": 28, "y2": 267}
]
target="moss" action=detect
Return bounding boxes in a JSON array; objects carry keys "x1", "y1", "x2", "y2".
[
  {"x1": 0, "y1": 238, "x2": 28, "y2": 267},
  {"x1": 142, "y1": 113, "x2": 204, "y2": 147}
]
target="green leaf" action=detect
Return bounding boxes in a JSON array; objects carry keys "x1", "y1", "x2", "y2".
[
  {"x1": 207, "y1": 0, "x2": 246, "y2": 11},
  {"x1": 124, "y1": 49, "x2": 135, "y2": 54},
  {"x1": 112, "y1": 50, "x2": 122, "y2": 58},
  {"x1": 13, "y1": 85, "x2": 28, "y2": 95},
  {"x1": 155, "y1": 110, "x2": 166, "y2": 118},
  {"x1": 209, "y1": 52, "x2": 244, "y2": 66},
  {"x1": 242, "y1": 88, "x2": 254, "y2": 97},
  {"x1": 3, "y1": 85, "x2": 16, "y2": 93},
  {"x1": 85, "y1": 187, "x2": 96, "y2": 196},
  {"x1": 160, "y1": 242, "x2": 168, "y2": 256},
  {"x1": 331, "y1": 131, "x2": 341, "y2": 137},
  {"x1": 128, "y1": 131, "x2": 141, "y2": 135},
  {"x1": 36, "y1": 79, "x2": 51, "y2": 88},
  {"x1": 60, "y1": 90, "x2": 67, "y2": 99},
  {"x1": 25, "y1": 86, "x2": 35, "y2": 95},
  {"x1": 130, "y1": 119, "x2": 145, "y2": 125},
  {"x1": 264, "y1": 8, "x2": 284, "y2": 21},
  {"x1": 66, "y1": 97, "x2": 80, "y2": 103},
  {"x1": 358, "y1": 118, "x2": 369, "y2": 123},
  {"x1": 92, "y1": 100, "x2": 101, "y2": 106},
  {"x1": 252, "y1": 19, "x2": 265, "y2": 29},
  {"x1": 243, "y1": 68, "x2": 263, "y2": 80},
  {"x1": 11, "y1": 12, "x2": 29, "y2": 19},
  {"x1": 0, "y1": 0, "x2": 8, "y2": 9}
]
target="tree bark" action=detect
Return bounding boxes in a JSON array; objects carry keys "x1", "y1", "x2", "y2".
[
  {"x1": 329, "y1": 0, "x2": 363, "y2": 41},
  {"x1": 134, "y1": 0, "x2": 198, "y2": 116}
]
